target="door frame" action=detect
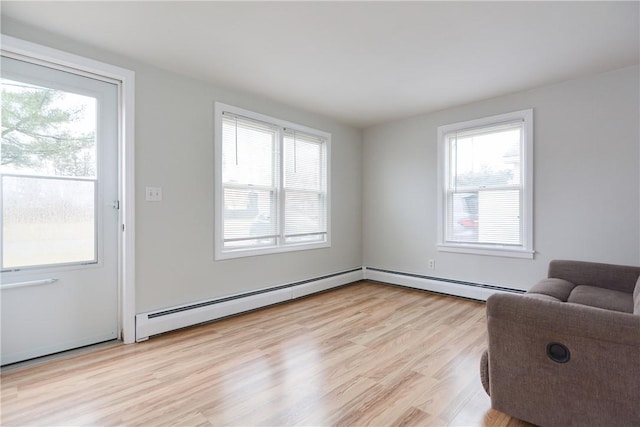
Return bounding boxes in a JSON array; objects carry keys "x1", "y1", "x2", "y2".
[{"x1": 1, "y1": 35, "x2": 136, "y2": 344}]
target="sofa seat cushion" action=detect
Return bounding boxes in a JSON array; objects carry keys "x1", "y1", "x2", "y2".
[{"x1": 568, "y1": 285, "x2": 634, "y2": 313}]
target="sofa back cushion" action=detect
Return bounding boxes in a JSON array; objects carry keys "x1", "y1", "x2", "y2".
[
  {"x1": 568, "y1": 285, "x2": 634, "y2": 313},
  {"x1": 549, "y1": 260, "x2": 640, "y2": 294}
]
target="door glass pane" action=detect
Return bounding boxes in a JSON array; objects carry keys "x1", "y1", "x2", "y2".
[
  {"x1": 1, "y1": 73, "x2": 99, "y2": 270},
  {"x1": 1, "y1": 78, "x2": 97, "y2": 178},
  {"x1": 2, "y1": 176, "x2": 96, "y2": 269}
]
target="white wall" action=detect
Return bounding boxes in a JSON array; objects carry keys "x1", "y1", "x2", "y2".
[
  {"x1": 2, "y1": 20, "x2": 363, "y2": 313},
  {"x1": 363, "y1": 66, "x2": 640, "y2": 291}
]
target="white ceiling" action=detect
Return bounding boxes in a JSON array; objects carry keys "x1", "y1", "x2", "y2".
[{"x1": 2, "y1": 1, "x2": 638, "y2": 128}]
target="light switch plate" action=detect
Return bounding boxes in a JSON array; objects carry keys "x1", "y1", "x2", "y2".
[{"x1": 146, "y1": 187, "x2": 162, "y2": 201}]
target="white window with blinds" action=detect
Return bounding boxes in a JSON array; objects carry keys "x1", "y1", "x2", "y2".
[
  {"x1": 437, "y1": 109, "x2": 533, "y2": 258},
  {"x1": 214, "y1": 103, "x2": 330, "y2": 259}
]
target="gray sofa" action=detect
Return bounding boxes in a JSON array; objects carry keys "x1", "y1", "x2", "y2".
[{"x1": 480, "y1": 260, "x2": 640, "y2": 426}]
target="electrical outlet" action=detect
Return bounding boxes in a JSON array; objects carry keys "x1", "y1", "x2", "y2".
[
  {"x1": 428, "y1": 259, "x2": 435, "y2": 269},
  {"x1": 146, "y1": 186, "x2": 162, "y2": 202}
]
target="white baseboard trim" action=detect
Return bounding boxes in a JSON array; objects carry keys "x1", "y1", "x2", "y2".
[
  {"x1": 135, "y1": 267, "x2": 364, "y2": 342},
  {"x1": 363, "y1": 267, "x2": 524, "y2": 301},
  {"x1": 135, "y1": 266, "x2": 524, "y2": 342}
]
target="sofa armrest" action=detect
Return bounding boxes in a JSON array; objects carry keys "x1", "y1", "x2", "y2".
[
  {"x1": 548, "y1": 259, "x2": 640, "y2": 294},
  {"x1": 485, "y1": 293, "x2": 640, "y2": 426},
  {"x1": 488, "y1": 292, "x2": 640, "y2": 345}
]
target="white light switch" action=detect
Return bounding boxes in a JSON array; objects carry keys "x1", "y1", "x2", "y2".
[{"x1": 146, "y1": 186, "x2": 162, "y2": 202}]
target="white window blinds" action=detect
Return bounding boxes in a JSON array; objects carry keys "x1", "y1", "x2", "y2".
[
  {"x1": 216, "y1": 104, "x2": 330, "y2": 258},
  {"x1": 283, "y1": 130, "x2": 327, "y2": 243},
  {"x1": 446, "y1": 121, "x2": 523, "y2": 246},
  {"x1": 221, "y1": 114, "x2": 278, "y2": 248}
]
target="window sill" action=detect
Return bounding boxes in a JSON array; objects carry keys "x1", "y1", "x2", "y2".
[{"x1": 437, "y1": 244, "x2": 535, "y2": 259}]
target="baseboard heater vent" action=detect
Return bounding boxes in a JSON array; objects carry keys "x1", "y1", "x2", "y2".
[
  {"x1": 135, "y1": 268, "x2": 364, "y2": 342},
  {"x1": 364, "y1": 267, "x2": 525, "y2": 301}
]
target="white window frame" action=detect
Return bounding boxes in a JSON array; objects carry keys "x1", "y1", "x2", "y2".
[
  {"x1": 437, "y1": 109, "x2": 534, "y2": 259},
  {"x1": 214, "y1": 102, "x2": 331, "y2": 260}
]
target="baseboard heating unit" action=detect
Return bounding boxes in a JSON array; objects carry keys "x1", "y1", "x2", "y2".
[
  {"x1": 363, "y1": 267, "x2": 525, "y2": 301},
  {"x1": 135, "y1": 268, "x2": 364, "y2": 342}
]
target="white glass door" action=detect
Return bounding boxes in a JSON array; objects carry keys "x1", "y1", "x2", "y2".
[{"x1": 1, "y1": 55, "x2": 119, "y2": 365}]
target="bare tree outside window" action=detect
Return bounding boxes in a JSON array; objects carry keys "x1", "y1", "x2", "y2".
[{"x1": 1, "y1": 80, "x2": 96, "y2": 178}]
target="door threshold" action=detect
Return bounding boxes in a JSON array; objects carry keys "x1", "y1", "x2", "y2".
[{"x1": 1, "y1": 340, "x2": 121, "y2": 372}]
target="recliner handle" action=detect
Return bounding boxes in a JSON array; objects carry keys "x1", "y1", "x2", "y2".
[{"x1": 547, "y1": 342, "x2": 571, "y2": 363}]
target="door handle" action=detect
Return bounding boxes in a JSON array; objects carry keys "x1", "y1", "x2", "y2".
[{"x1": 1, "y1": 278, "x2": 58, "y2": 290}]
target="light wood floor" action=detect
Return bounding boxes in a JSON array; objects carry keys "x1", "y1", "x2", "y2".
[{"x1": 1, "y1": 281, "x2": 533, "y2": 426}]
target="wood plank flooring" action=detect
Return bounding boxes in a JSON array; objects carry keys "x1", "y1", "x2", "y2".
[{"x1": 1, "y1": 281, "x2": 533, "y2": 426}]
